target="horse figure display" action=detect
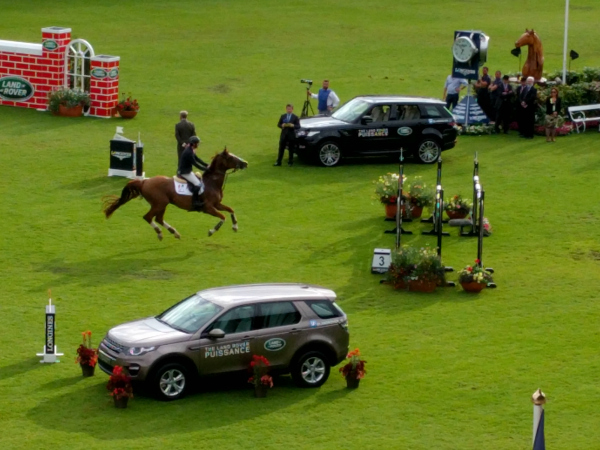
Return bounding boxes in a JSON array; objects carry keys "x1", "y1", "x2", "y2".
[
  {"x1": 515, "y1": 29, "x2": 544, "y2": 81},
  {"x1": 103, "y1": 148, "x2": 248, "y2": 239}
]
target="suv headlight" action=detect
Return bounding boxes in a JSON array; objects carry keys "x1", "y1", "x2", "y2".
[
  {"x1": 297, "y1": 130, "x2": 307, "y2": 137},
  {"x1": 307, "y1": 130, "x2": 320, "y2": 137},
  {"x1": 127, "y1": 346, "x2": 156, "y2": 356}
]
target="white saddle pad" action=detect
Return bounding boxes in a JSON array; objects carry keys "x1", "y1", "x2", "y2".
[{"x1": 174, "y1": 179, "x2": 204, "y2": 196}]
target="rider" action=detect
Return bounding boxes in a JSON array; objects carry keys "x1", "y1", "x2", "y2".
[{"x1": 177, "y1": 136, "x2": 208, "y2": 210}]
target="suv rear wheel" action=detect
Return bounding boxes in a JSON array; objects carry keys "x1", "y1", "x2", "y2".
[
  {"x1": 291, "y1": 351, "x2": 330, "y2": 388},
  {"x1": 153, "y1": 363, "x2": 189, "y2": 401},
  {"x1": 416, "y1": 138, "x2": 441, "y2": 164},
  {"x1": 317, "y1": 141, "x2": 342, "y2": 167}
]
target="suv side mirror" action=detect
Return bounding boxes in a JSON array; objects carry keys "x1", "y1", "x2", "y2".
[
  {"x1": 207, "y1": 329, "x2": 225, "y2": 339},
  {"x1": 361, "y1": 115, "x2": 373, "y2": 124}
]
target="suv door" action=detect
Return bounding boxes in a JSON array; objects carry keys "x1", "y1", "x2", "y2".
[
  {"x1": 251, "y1": 301, "x2": 303, "y2": 369},
  {"x1": 390, "y1": 103, "x2": 423, "y2": 151},
  {"x1": 192, "y1": 305, "x2": 261, "y2": 376},
  {"x1": 355, "y1": 104, "x2": 396, "y2": 153}
]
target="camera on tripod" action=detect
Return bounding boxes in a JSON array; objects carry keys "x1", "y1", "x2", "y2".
[
  {"x1": 300, "y1": 79, "x2": 314, "y2": 118},
  {"x1": 300, "y1": 79, "x2": 313, "y2": 86}
]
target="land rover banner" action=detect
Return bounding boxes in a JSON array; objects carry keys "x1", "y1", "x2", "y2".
[{"x1": 0, "y1": 76, "x2": 35, "y2": 102}]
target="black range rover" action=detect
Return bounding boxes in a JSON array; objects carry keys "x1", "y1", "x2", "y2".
[{"x1": 295, "y1": 95, "x2": 458, "y2": 166}]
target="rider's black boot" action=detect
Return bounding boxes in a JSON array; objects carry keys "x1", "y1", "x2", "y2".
[{"x1": 192, "y1": 186, "x2": 204, "y2": 211}]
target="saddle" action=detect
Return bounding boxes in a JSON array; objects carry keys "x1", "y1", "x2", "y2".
[{"x1": 173, "y1": 175, "x2": 204, "y2": 196}]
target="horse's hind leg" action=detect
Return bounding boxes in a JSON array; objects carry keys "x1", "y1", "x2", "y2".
[
  {"x1": 215, "y1": 203, "x2": 237, "y2": 232},
  {"x1": 143, "y1": 208, "x2": 163, "y2": 241},
  {"x1": 155, "y1": 210, "x2": 181, "y2": 239}
]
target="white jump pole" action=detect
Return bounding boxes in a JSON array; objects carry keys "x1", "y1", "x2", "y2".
[
  {"x1": 562, "y1": 0, "x2": 570, "y2": 84},
  {"x1": 532, "y1": 388, "x2": 546, "y2": 447},
  {"x1": 36, "y1": 289, "x2": 63, "y2": 363}
]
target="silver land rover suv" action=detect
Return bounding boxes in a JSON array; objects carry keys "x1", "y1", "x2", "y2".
[{"x1": 98, "y1": 283, "x2": 349, "y2": 400}]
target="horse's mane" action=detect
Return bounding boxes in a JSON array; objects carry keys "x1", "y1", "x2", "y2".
[{"x1": 206, "y1": 152, "x2": 223, "y2": 172}]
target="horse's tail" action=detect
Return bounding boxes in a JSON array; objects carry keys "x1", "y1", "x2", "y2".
[{"x1": 102, "y1": 179, "x2": 143, "y2": 219}]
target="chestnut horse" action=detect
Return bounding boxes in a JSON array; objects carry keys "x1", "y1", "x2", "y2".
[
  {"x1": 103, "y1": 148, "x2": 248, "y2": 239},
  {"x1": 515, "y1": 29, "x2": 544, "y2": 80}
]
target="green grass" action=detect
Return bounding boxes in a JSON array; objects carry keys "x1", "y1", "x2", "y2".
[{"x1": 2, "y1": 0, "x2": 600, "y2": 448}]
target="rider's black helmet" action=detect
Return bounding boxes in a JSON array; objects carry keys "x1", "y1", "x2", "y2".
[{"x1": 188, "y1": 136, "x2": 200, "y2": 145}]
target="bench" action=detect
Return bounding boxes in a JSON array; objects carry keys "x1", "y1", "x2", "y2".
[{"x1": 567, "y1": 104, "x2": 600, "y2": 133}]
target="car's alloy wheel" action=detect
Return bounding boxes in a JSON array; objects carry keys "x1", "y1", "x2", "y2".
[
  {"x1": 417, "y1": 139, "x2": 441, "y2": 164},
  {"x1": 318, "y1": 142, "x2": 341, "y2": 167},
  {"x1": 155, "y1": 363, "x2": 188, "y2": 400},
  {"x1": 292, "y1": 351, "x2": 330, "y2": 387}
]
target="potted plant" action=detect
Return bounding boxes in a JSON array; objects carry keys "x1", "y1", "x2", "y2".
[
  {"x1": 407, "y1": 176, "x2": 434, "y2": 219},
  {"x1": 248, "y1": 355, "x2": 273, "y2": 398},
  {"x1": 374, "y1": 173, "x2": 409, "y2": 219},
  {"x1": 116, "y1": 93, "x2": 140, "y2": 119},
  {"x1": 385, "y1": 246, "x2": 446, "y2": 292},
  {"x1": 75, "y1": 330, "x2": 98, "y2": 377},
  {"x1": 107, "y1": 365, "x2": 133, "y2": 408},
  {"x1": 339, "y1": 348, "x2": 366, "y2": 389},
  {"x1": 47, "y1": 87, "x2": 90, "y2": 117},
  {"x1": 444, "y1": 194, "x2": 472, "y2": 220},
  {"x1": 458, "y1": 259, "x2": 494, "y2": 292}
]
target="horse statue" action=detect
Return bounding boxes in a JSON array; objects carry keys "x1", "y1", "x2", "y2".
[
  {"x1": 103, "y1": 148, "x2": 248, "y2": 240},
  {"x1": 515, "y1": 29, "x2": 544, "y2": 81}
]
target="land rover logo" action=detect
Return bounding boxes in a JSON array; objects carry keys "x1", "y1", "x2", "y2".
[
  {"x1": 108, "y1": 68, "x2": 119, "y2": 79},
  {"x1": 397, "y1": 127, "x2": 413, "y2": 136},
  {"x1": 264, "y1": 338, "x2": 286, "y2": 351},
  {"x1": 0, "y1": 76, "x2": 35, "y2": 102},
  {"x1": 91, "y1": 68, "x2": 107, "y2": 79},
  {"x1": 42, "y1": 39, "x2": 58, "y2": 51}
]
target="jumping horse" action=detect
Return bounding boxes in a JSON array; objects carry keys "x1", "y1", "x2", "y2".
[
  {"x1": 103, "y1": 148, "x2": 248, "y2": 239},
  {"x1": 515, "y1": 29, "x2": 544, "y2": 81}
]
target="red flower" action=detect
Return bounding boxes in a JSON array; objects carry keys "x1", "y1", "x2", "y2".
[{"x1": 475, "y1": 259, "x2": 480, "y2": 264}]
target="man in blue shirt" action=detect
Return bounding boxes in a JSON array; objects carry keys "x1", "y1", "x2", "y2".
[
  {"x1": 308, "y1": 80, "x2": 340, "y2": 115},
  {"x1": 443, "y1": 75, "x2": 467, "y2": 110}
]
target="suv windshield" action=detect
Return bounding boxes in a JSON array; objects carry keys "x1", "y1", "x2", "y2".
[
  {"x1": 157, "y1": 294, "x2": 223, "y2": 334},
  {"x1": 331, "y1": 98, "x2": 372, "y2": 122}
]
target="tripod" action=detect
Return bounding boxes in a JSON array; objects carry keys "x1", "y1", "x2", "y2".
[{"x1": 301, "y1": 87, "x2": 314, "y2": 118}]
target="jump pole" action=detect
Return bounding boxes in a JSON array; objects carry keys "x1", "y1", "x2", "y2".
[
  {"x1": 36, "y1": 289, "x2": 63, "y2": 363},
  {"x1": 385, "y1": 149, "x2": 412, "y2": 239}
]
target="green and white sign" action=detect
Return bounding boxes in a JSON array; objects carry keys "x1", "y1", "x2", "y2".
[
  {"x1": 42, "y1": 39, "x2": 59, "y2": 51},
  {"x1": 0, "y1": 76, "x2": 35, "y2": 102},
  {"x1": 264, "y1": 338, "x2": 286, "y2": 351},
  {"x1": 91, "y1": 68, "x2": 107, "y2": 79},
  {"x1": 108, "y1": 68, "x2": 119, "y2": 79}
]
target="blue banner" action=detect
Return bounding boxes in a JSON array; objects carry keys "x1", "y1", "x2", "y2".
[{"x1": 533, "y1": 410, "x2": 546, "y2": 450}]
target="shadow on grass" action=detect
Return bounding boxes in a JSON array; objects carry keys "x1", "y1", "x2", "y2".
[
  {"x1": 29, "y1": 248, "x2": 195, "y2": 291},
  {"x1": 38, "y1": 375, "x2": 86, "y2": 391},
  {"x1": 62, "y1": 176, "x2": 127, "y2": 199},
  {"x1": 27, "y1": 373, "x2": 326, "y2": 439},
  {"x1": 0, "y1": 357, "x2": 46, "y2": 382}
]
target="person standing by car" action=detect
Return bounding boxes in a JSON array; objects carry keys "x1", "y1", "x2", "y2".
[
  {"x1": 495, "y1": 75, "x2": 514, "y2": 134},
  {"x1": 175, "y1": 111, "x2": 197, "y2": 165},
  {"x1": 442, "y1": 75, "x2": 467, "y2": 110},
  {"x1": 275, "y1": 104, "x2": 300, "y2": 166},
  {"x1": 308, "y1": 80, "x2": 340, "y2": 115}
]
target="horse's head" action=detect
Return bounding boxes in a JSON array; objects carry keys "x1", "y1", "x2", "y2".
[
  {"x1": 211, "y1": 147, "x2": 248, "y2": 172},
  {"x1": 515, "y1": 29, "x2": 537, "y2": 48}
]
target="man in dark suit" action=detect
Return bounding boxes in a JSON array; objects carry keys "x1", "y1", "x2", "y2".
[
  {"x1": 519, "y1": 77, "x2": 538, "y2": 139},
  {"x1": 495, "y1": 75, "x2": 514, "y2": 134},
  {"x1": 275, "y1": 104, "x2": 300, "y2": 166},
  {"x1": 175, "y1": 111, "x2": 197, "y2": 164}
]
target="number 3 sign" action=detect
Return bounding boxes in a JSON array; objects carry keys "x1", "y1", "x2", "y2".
[{"x1": 371, "y1": 248, "x2": 391, "y2": 274}]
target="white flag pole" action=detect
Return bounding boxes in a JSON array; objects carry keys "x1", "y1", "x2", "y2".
[
  {"x1": 562, "y1": 0, "x2": 570, "y2": 84},
  {"x1": 532, "y1": 388, "x2": 546, "y2": 445}
]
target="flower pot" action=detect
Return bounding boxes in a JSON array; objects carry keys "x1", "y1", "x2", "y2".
[
  {"x1": 80, "y1": 363, "x2": 95, "y2": 377},
  {"x1": 346, "y1": 375, "x2": 360, "y2": 389},
  {"x1": 118, "y1": 110, "x2": 138, "y2": 119},
  {"x1": 446, "y1": 210, "x2": 468, "y2": 220},
  {"x1": 408, "y1": 279, "x2": 437, "y2": 293},
  {"x1": 384, "y1": 203, "x2": 397, "y2": 219},
  {"x1": 409, "y1": 205, "x2": 423, "y2": 219},
  {"x1": 58, "y1": 104, "x2": 83, "y2": 117},
  {"x1": 460, "y1": 281, "x2": 487, "y2": 293},
  {"x1": 254, "y1": 385, "x2": 268, "y2": 398},
  {"x1": 113, "y1": 396, "x2": 129, "y2": 409}
]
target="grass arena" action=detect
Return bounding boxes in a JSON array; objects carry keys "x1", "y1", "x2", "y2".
[{"x1": 1, "y1": 1, "x2": 600, "y2": 449}]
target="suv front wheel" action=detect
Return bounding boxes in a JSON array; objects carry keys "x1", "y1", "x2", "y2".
[
  {"x1": 416, "y1": 138, "x2": 441, "y2": 164},
  {"x1": 317, "y1": 141, "x2": 342, "y2": 167},
  {"x1": 291, "y1": 351, "x2": 330, "y2": 387},
  {"x1": 153, "y1": 363, "x2": 189, "y2": 401}
]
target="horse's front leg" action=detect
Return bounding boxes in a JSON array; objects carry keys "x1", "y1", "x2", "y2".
[
  {"x1": 204, "y1": 206, "x2": 226, "y2": 237},
  {"x1": 216, "y1": 203, "x2": 237, "y2": 232}
]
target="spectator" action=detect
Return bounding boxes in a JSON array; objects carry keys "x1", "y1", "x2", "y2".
[
  {"x1": 495, "y1": 75, "x2": 514, "y2": 134},
  {"x1": 443, "y1": 75, "x2": 467, "y2": 110},
  {"x1": 474, "y1": 67, "x2": 492, "y2": 119},
  {"x1": 545, "y1": 87, "x2": 562, "y2": 142},
  {"x1": 175, "y1": 111, "x2": 197, "y2": 164},
  {"x1": 308, "y1": 80, "x2": 340, "y2": 115}
]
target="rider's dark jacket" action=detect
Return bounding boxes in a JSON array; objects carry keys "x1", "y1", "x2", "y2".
[{"x1": 178, "y1": 145, "x2": 208, "y2": 175}]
